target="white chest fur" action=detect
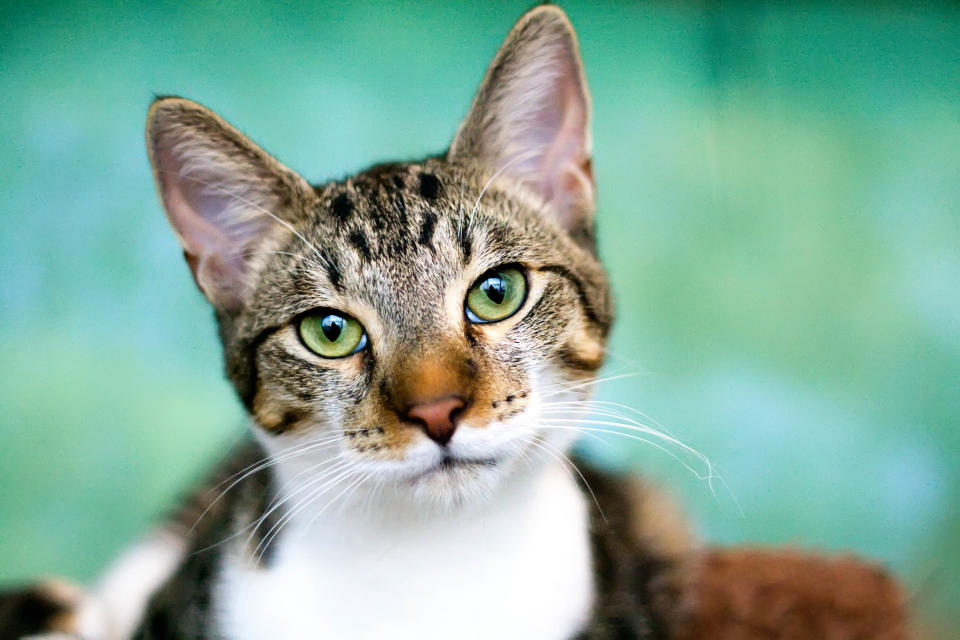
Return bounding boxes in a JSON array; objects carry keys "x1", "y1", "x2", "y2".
[{"x1": 215, "y1": 462, "x2": 594, "y2": 640}]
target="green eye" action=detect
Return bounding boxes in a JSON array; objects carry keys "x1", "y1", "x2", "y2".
[
  {"x1": 298, "y1": 311, "x2": 367, "y2": 358},
  {"x1": 465, "y1": 266, "x2": 527, "y2": 323}
]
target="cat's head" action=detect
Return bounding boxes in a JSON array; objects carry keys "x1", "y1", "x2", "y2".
[{"x1": 146, "y1": 6, "x2": 611, "y2": 508}]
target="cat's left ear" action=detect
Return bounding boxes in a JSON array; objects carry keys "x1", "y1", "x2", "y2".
[{"x1": 448, "y1": 6, "x2": 594, "y2": 243}]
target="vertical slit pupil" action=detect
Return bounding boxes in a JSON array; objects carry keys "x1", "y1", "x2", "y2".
[
  {"x1": 321, "y1": 315, "x2": 345, "y2": 341},
  {"x1": 483, "y1": 277, "x2": 507, "y2": 305}
]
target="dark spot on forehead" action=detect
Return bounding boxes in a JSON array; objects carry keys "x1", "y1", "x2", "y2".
[
  {"x1": 392, "y1": 191, "x2": 408, "y2": 225},
  {"x1": 459, "y1": 230, "x2": 473, "y2": 264},
  {"x1": 418, "y1": 212, "x2": 437, "y2": 250},
  {"x1": 331, "y1": 193, "x2": 353, "y2": 221},
  {"x1": 348, "y1": 230, "x2": 371, "y2": 259},
  {"x1": 418, "y1": 173, "x2": 441, "y2": 200},
  {"x1": 321, "y1": 249, "x2": 344, "y2": 292},
  {"x1": 392, "y1": 174, "x2": 405, "y2": 190}
]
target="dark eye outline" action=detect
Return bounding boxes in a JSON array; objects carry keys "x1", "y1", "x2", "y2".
[
  {"x1": 296, "y1": 308, "x2": 368, "y2": 359},
  {"x1": 464, "y1": 264, "x2": 528, "y2": 324}
]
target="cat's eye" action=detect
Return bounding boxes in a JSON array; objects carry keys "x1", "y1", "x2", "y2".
[
  {"x1": 298, "y1": 310, "x2": 367, "y2": 358},
  {"x1": 465, "y1": 266, "x2": 527, "y2": 324}
]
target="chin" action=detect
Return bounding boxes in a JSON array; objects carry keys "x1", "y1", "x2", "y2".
[{"x1": 405, "y1": 457, "x2": 507, "y2": 510}]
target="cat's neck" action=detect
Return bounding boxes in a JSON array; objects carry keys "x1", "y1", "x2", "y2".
[{"x1": 218, "y1": 458, "x2": 595, "y2": 640}]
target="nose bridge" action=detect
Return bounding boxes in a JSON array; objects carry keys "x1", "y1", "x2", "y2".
[
  {"x1": 371, "y1": 262, "x2": 475, "y2": 413},
  {"x1": 390, "y1": 342, "x2": 474, "y2": 410}
]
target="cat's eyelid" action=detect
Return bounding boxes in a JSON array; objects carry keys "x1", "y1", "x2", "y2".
[
  {"x1": 283, "y1": 299, "x2": 368, "y2": 326},
  {"x1": 468, "y1": 260, "x2": 529, "y2": 282}
]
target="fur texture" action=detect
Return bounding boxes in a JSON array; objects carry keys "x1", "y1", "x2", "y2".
[
  {"x1": 0, "y1": 6, "x2": 915, "y2": 640},
  {"x1": 678, "y1": 548, "x2": 911, "y2": 640}
]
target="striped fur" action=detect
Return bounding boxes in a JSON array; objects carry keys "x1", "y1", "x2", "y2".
[{"x1": 2, "y1": 7, "x2": 697, "y2": 640}]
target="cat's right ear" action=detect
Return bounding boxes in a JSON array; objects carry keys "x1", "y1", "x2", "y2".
[{"x1": 146, "y1": 97, "x2": 315, "y2": 313}]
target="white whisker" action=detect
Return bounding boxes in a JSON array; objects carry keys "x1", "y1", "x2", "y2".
[
  {"x1": 189, "y1": 433, "x2": 345, "y2": 534},
  {"x1": 251, "y1": 466, "x2": 358, "y2": 562}
]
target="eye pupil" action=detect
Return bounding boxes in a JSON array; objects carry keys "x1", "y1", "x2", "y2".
[
  {"x1": 465, "y1": 266, "x2": 527, "y2": 324},
  {"x1": 482, "y1": 277, "x2": 507, "y2": 305},
  {"x1": 321, "y1": 315, "x2": 344, "y2": 341},
  {"x1": 299, "y1": 310, "x2": 366, "y2": 358}
]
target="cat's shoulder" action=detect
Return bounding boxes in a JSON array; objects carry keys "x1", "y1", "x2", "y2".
[{"x1": 575, "y1": 459, "x2": 699, "y2": 639}]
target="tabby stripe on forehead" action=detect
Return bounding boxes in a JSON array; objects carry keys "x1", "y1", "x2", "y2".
[
  {"x1": 349, "y1": 230, "x2": 371, "y2": 259},
  {"x1": 539, "y1": 265, "x2": 609, "y2": 336},
  {"x1": 419, "y1": 212, "x2": 437, "y2": 250},
  {"x1": 458, "y1": 230, "x2": 473, "y2": 264},
  {"x1": 321, "y1": 250, "x2": 345, "y2": 293},
  {"x1": 392, "y1": 189, "x2": 408, "y2": 223}
]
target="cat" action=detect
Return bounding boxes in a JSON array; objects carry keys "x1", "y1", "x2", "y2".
[
  {"x1": 0, "y1": 5, "x2": 912, "y2": 640},
  {"x1": 118, "y1": 5, "x2": 695, "y2": 638}
]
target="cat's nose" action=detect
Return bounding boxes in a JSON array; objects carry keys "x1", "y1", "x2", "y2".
[{"x1": 406, "y1": 395, "x2": 466, "y2": 446}]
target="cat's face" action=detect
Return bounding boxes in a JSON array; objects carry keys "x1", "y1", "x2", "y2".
[{"x1": 147, "y1": 7, "x2": 610, "y2": 508}]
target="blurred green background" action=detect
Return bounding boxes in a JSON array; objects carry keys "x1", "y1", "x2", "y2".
[{"x1": 1, "y1": 0, "x2": 957, "y2": 631}]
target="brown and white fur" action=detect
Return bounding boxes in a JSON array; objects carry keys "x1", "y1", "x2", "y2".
[
  {"x1": 0, "y1": 5, "x2": 911, "y2": 640},
  {"x1": 3, "y1": 6, "x2": 685, "y2": 639}
]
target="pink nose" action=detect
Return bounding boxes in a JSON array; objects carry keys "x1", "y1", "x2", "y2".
[{"x1": 406, "y1": 395, "x2": 466, "y2": 446}]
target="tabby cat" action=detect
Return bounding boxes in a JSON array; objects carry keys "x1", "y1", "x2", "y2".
[{"x1": 0, "y1": 5, "x2": 911, "y2": 640}]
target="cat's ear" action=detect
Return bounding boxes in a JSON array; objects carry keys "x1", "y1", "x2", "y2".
[
  {"x1": 448, "y1": 6, "x2": 593, "y2": 240},
  {"x1": 146, "y1": 97, "x2": 315, "y2": 312}
]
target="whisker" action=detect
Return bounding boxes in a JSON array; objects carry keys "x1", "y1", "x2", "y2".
[
  {"x1": 303, "y1": 471, "x2": 368, "y2": 532},
  {"x1": 538, "y1": 415, "x2": 705, "y2": 468},
  {"x1": 256, "y1": 469, "x2": 366, "y2": 565},
  {"x1": 543, "y1": 399, "x2": 679, "y2": 438},
  {"x1": 188, "y1": 454, "x2": 350, "y2": 557},
  {"x1": 536, "y1": 424, "x2": 706, "y2": 478},
  {"x1": 538, "y1": 372, "x2": 640, "y2": 400},
  {"x1": 251, "y1": 465, "x2": 358, "y2": 561},
  {"x1": 260, "y1": 454, "x2": 353, "y2": 517},
  {"x1": 189, "y1": 433, "x2": 346, "y2": 534}
]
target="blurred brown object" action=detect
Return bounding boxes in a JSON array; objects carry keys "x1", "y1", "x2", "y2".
[{"x1": 678, "y1": 547, "x2": 911, "y2": 640}]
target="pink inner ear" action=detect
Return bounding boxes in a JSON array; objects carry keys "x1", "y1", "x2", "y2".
[
  {"x1": 539, "y1": 79, "x2": 591, "y2": 196},
  {"x1": 161, "y1": 170, "x2": 250, "y2": 310},
  {"x1": 162, "y1": 170, "x2": 232, "y2": 259},
  {"x1": 508, "y1": 65, "x2": 592, "y2": 228},
  {"x1": 154, "y1": 137, "x2": 276, "y2": 311}
]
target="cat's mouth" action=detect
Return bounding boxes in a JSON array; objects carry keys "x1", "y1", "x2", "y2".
[{"x1": 407, "y1": 454, "x2": 499, "y2": 483}]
